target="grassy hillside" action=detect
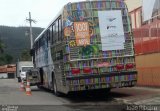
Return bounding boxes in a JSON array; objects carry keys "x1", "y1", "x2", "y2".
[{"x1": 0, "y1": 26, "x2": 43, "y2": 63}]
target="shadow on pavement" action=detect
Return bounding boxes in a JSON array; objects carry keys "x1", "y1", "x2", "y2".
[
  {"x1": 30, "y1": 86, "x2": 133, "y2": 103},
  {"x1": 64, "y1": 90, "x2": 132, "y2": 103}
]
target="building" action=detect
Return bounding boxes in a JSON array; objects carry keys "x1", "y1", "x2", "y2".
[
  {"x1": 0, "y1": 64, "x2": 16, "y2": 79},
  {"x1": 124, "y1": 0, "x2": 142, "y2": 29},
  {"x1": 125, "y1": 0, "x2": 160, "y2": 87}
]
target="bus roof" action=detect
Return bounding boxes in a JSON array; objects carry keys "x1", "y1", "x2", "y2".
[
  {"x1": 34, "y1": 1, "x2": 89, "y2": 42},
  {"x1": 34, "y1": 0, "x2": 126, "y2": 43}
]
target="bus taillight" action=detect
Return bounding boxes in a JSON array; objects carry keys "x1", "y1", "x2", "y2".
[
  {"x1": 126, "y1": 63, "x2": 134, "y2": 69},
  {"x1": 116, "y1": 64, "x2": 124, "y2": 70},
  {"x1": 83, "y1": 67, "x2": 92, "y2": 73},
  {"x1": 71, "y1": 68, "x2": 80, "y2": 75}
]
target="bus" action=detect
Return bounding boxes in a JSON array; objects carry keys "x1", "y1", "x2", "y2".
[{"x1": 32, "y1": 0, "x2": 137, "y2": 96}]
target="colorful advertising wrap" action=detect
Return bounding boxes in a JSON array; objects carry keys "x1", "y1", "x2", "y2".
[
  {"x1": 64, "y1": 27, "x2": 71, "y2": 37},
  {"x1": 74, "y1": 22, "x2": 90, "y2": 46},
  {"x1": 98, "y1": 10, "x2": 125, "y2": 51}
]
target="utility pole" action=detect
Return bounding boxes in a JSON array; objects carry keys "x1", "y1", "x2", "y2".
[
  {"x1": 26, "y1": 12, "x2": 36, "y2": 62},
  {"x1": 26, "y1": 12, "x2": 36, "y2": 49}
]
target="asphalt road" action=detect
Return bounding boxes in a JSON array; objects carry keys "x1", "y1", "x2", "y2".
[{"x1": 0, "y1": 79, "x2": 160, "y2": 111}]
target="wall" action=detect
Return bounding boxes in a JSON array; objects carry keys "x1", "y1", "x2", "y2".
[
  {"x1": 126, "y1": 0, "x2": 160, "y2": 87},
  {"x1": 136, "y1": 53, "x2": 160, "y2": 87},
  {"x1": 0, "y1": 73, "x2": 8, "y2": 79},
  {"x1": 124, "y1": 0, "x2": 142, "y2": 12},
  {"x1": 136, "y1": 53, "x2": 160, "y2": 67}
]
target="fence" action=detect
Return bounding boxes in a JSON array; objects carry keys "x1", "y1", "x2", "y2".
[{"x1": 133, "y1": 28, "x2": 160, "y2": 55}]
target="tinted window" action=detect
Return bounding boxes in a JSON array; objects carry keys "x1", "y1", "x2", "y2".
[{"x1": 22, "y1": 67, "x2": 33, "y2": 72}]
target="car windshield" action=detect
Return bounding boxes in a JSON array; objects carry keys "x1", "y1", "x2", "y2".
[{"x1": 22, "y1": 67, "x2": 33, "y2": 72}]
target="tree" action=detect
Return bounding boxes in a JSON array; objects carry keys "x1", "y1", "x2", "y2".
[
  {"x1": 0, "y1": 54, "x2": 13, "y2": 65},
  {"x1": 5, "y1": 54, "x2": 13, "y2": 64},
  {"x1": 20, "y1": 49, "x2": 31, "y2": 61},
  {"x1": 0, "y1": 26, "x2": 43, "y2": 62},
  {"x1": 0, "y1": 39, "x2": 5, "y2": 53}
]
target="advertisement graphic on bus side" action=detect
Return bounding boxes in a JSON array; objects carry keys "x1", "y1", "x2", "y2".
[{"x1": 74, "y1": 22, "x2": 90, "y2": 46}]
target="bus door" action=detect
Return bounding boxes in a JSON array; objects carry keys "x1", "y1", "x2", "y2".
[{"x1": 51, "y1": 45, "x2": 64, "y2": 81}]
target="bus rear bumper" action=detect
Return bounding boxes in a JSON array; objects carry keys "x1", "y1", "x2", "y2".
[{"x1": 66, "y1": 71, "x2": 137, "y2": 92}]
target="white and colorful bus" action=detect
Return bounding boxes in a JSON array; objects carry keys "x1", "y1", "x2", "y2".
[{"x1": 32, "y1": 0, "x2": 137, "y2": 95}]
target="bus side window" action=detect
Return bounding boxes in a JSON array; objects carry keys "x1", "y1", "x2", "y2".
[
  {"x1": 47, "y1": 30, "x2": 50, "y2": 47},
  {"x1": 56, "y1": 20, "x2": 58, "y2": 43},
  {"x1": 38, "y1": 39, "x2": 40, "y2": 51},
  {"x1": 53, "y1": 23, "x2": 56, "y2": 44},
  {"x1": 35, "y1": 42, "x2": 37, "y2": 54},
  {"x1": 58, "y1": 16, "x2": 62, "y2": 41},
  {"x1": 49, "y1": 26, "x2": 52, "y2": 44}
]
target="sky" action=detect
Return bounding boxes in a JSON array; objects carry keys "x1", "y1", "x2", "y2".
[{"x1": 0, "y1": 0, "x2": 86, "y2": 28}]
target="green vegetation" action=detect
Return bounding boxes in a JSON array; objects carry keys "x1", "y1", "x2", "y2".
[
  {"x1": 0, "y1": 54, "x2": 13, "y2": 65},
  {"x1": 0, "y1": 39, "x2": 5, "y2": 53},
  {"x1": 0, "y1": 25, "x2": 43, "y2": 64},
  {"x1": 20, "y1": 49, "x2": 32, "y2": 61}
]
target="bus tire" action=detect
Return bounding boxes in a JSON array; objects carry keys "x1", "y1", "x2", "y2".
[
  {"x1": 37, "y1": 84, "x2": 42, "y2": 89},
  {"x1": 92, "y1": 88, "x2": 111, "y2": 97}
]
